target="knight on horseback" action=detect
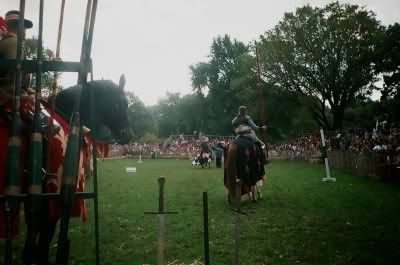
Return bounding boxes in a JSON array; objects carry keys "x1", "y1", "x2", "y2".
[
  {"x1": 232, "y1": 106, "x2": 267, "y2": 160},
  {"x1": 222, "y1": 106, "x2": 268, "y2": 204}
]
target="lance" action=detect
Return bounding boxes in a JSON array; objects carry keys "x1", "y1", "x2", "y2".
[
  {"x1": 23, "y1": 0, "x2": 44, "y2": 263},
  {"x1": 54, "y1": 112, "x2": 80, "y2": 264},
  {"x1": 45, "y1": 0, "x2": 65, "y2": 173},
  {"x1": 55, "y1": 0, "x2": 98, "y2": 263},
  {"x1": 145, "y1": 177, "x2": 177, "y2": 265},
  {"x1": 203, "y1": 192, "x2": 210, "y2": 265},
  {"x1": 3, "y1": 1, "x2": 26, "y2": 264},
  {"x1": 255, "y1": 46, "x2": 269, "y2": 164},
  {"x1": 231, "y1": 179, "x2": 247, "y2": 265},
  {"x1": 89, "y1": 57, "x2": 101, "y2": 265}
]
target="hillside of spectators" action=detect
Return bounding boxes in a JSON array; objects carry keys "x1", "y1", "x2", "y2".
[
  {"x1": 109, "y1": 123, "x2": 399, "y2": 171},
  {"x1": 329, "y1": 125, "x2": 400, "y2": 154},
  {"x1": 268, "y1": 123, "x2": 399, "y2": 171},
  {"x1": 269, "y1": 124, "x2": 399, "y2": 158},
  {"x1": 269, "y1": 132, "x2": 321, "y2": 160},
  {"x1": 109, "y1": 134, "x2": 234, "y2": 159}
]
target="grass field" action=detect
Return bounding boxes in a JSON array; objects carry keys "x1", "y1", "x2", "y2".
[{"x1": 6, "y1": 159, "x2": 400, "y2": 264}]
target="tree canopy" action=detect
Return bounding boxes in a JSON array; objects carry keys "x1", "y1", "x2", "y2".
[
  {"x1": 190, "y1": 35, "x2": 249, "y2": 134},
  {"x1": 258, "y1": 2, "x2": 384, "y2": 129},
  {"x1": 24, "y1": 36, "x2": 62, "y2": 94},
  {"x1": 376, "y1": 23, "x2": 400, "y2": 100}
]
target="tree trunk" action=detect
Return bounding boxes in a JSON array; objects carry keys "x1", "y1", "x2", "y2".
[
  {"x1": 310, "y1": 99, "x2": 332, "y2": 130},
  {"x1": 332, "y1": 106, "x2": 345, "y2": 130}
]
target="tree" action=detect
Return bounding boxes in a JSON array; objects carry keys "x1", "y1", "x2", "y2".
[
  {"x1": 175, "y1": 94, "x2": 206, "y2": 134},
  {"x1": 126, "y1": 91, "x2": 155, "y2": 140},
  {"x1": 342, "y1": 100, "x2": 382, "y2": 129},
  {"x1": 259, "y1": 2, "x2": 384, "y2": 129},
  {"x1": 24, "y1": 36, "x2": 62, "y2": 94},
  {"x1": 152, "y1": 92, "x2": 182, "y2": 137},
  {"x1": 228, "y1": 49, "x2": 317, "y2": 141},
  {"x1": 375, "y1": 23, "x2": 400, "y2": 122},
  {"x1": 189, "y1": 35, "x2": 318, "y2": 139},
  {"x1": 190, "y1": 35, "x2": 249, "y2": 134},
  {"x1": 376, "y1": 23, "x2": 400, "y2": 100},
  {"x1": 138, "y1": 132, "x2": 160, "y2": 144}
]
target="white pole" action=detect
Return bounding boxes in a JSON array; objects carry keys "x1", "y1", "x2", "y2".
[
  {"x1": 320, "y1": 128, "x2": 336, "y2": 182},
  {"x1": 138, "y1": 154, "x2": 143, "y2": 163}
]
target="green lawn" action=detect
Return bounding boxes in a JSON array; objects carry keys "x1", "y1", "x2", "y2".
[{"x1": 6, "y1": 159, "x2": 400, "y2": 264}]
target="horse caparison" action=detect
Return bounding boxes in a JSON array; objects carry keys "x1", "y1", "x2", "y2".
[{"x1": 224, "y1": 137, "x2": 266, "y2": 203}]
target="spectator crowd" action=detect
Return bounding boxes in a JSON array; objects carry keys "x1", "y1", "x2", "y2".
[
  {"x1": 109, "y1": 123, "x2": 399, "y2": 161},
  {"x1": 108, "y1": 134, "x2": 233, "y2": 160},
  {"x1": 106, "y1": 121, "x2": 399, "y2": 180},
  {"x1": 107, "y1": 123, "x2": 399, "y2": 176},
  {"x1": 268, "y1": 123, "x2": 399, "y2": 159},
  {"x1": 269, "y1": 132, "x2": 322, "y2": 160}
]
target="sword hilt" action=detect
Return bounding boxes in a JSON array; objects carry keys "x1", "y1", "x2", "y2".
[
  {"x1": 158, "y1": 177, "x2": 165, "y2": 213},
  {"x1": 145, "y1": 177, "x2": 177, "y2": 215},
  {"x1": 235, "y1": 179, "x2": 242, "y2": 212}
]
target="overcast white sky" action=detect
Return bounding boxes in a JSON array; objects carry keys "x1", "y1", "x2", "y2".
[{"x1": 3, "y1": 0, "x2": 400, "y2": 105}]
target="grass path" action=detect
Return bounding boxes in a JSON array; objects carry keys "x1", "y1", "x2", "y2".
[{"x1": 5, "y1": 159, "x2": 400, "y2": 264}]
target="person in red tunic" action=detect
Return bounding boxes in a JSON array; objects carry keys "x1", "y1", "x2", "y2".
[
  {"x1": 0, "y1": 16, "x2": 7, "y2": 38},
  {"x1": 0, "y1": 10, "x2": 59, "y2": 133}
]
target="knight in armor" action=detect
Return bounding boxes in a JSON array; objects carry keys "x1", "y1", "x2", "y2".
[
  {"x1": 0, "y1": 10, "x2": 60, "y2": 134},
  {"x1": 232, "y1": 105, "x2": 267, "y2": 147},
  {"x1": 200, "y1": 136, "x2": 209, "y2": 151}
]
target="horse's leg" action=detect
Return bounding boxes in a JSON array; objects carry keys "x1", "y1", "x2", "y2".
[
  {"x1": 255, "y1": 145, "x2": 265, "y2": 200},
  {"x1": 226, "y1": 144, "x2": 238, "y2": 201},
  {"x1": 227, "y1": 194, "x2": 232, "y2": 205},
  {"x1": 250, "y1": 144, "x2": 260, "y2": 203},
  {"x1": 251, "y1": 186, "x2": 257, "y2": 202},
  {"x1": 256, "y1": 185, "x2": 263, "y2": 200}
]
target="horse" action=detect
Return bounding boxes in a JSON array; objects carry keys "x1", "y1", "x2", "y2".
[
  {"x1": 53, "y1": 76, "x2": 131, "y2": 144},
  {"x1": 224, "y1": 136, "x2": 266, "y2": 204},
  {"x1": 0, "y1": 76, "x2": 131, "y2": 264}
]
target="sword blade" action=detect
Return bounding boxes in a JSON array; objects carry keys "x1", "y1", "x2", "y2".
[
  {"x1": 233, "y1": 179, "x2": 242, "y2": 265},
  {"x1": 233, "y1": 209, "x2": 241, "y2": 265},
  {"x1": 157, "y1": 214, "x2": 165, "y2": 265}
]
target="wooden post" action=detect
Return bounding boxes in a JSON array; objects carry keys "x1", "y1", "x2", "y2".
[
  {"x1": 320, "y1": 128, "x2": 336, "y2": 182},
  {"x1": 203, "y1": 192, "x2": 210, "y2": 265}
]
